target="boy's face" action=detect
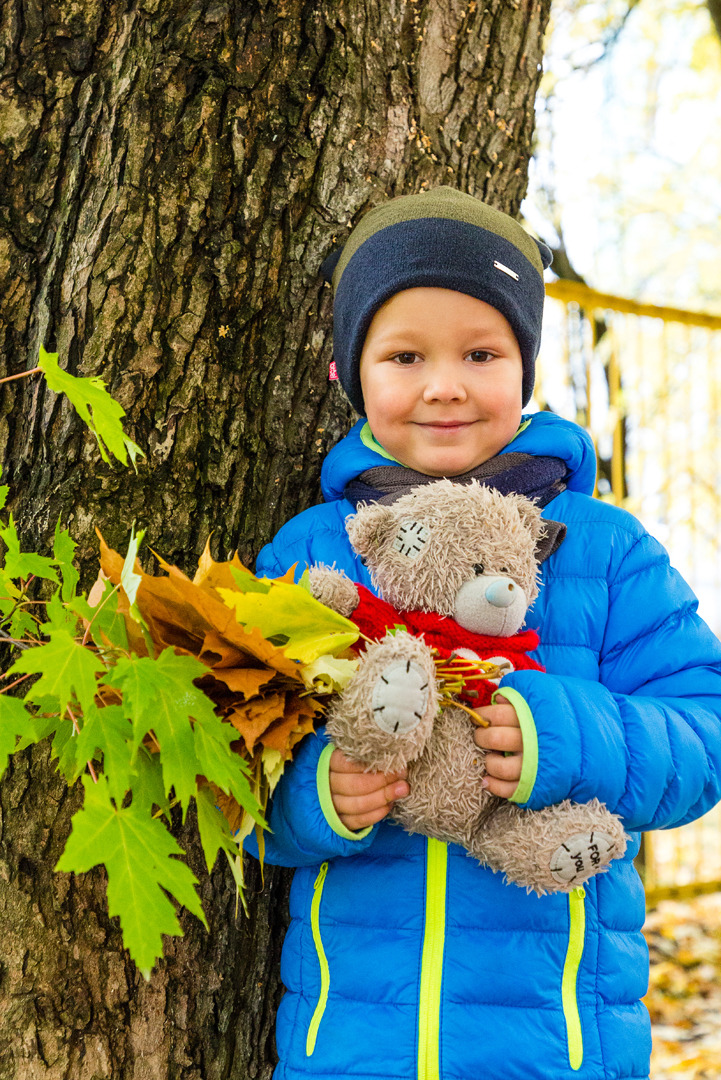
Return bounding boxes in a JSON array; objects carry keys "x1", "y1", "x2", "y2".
[{"x1": 359, "y1": 288, "x2": 524, "y2": 476}]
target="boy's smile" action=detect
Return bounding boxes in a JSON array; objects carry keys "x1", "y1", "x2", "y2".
[{"x1": 359, "y1": 288, "x2": 525, "y2": 476}]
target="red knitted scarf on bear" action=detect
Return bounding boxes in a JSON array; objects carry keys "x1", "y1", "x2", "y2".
[{"x1": 349, "y1": 584, "x2": 543, "y2": 706}]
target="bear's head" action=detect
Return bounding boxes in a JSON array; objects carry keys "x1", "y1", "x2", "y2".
[{"x1": 346, "y1": 480, "x2": 550, "y2": 636}]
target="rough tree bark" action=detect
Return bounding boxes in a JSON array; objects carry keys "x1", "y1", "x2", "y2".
[{"x1": 0, "y1": 0, "x2": 552, "y2": 1076}]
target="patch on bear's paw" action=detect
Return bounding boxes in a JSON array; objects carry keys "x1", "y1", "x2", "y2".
[
  {"x1": 550, "y1": 831, "x2": 619, "y2": 885},
  {"x1": 371, "y1": 660, "x2": 430, "y2": 734}
]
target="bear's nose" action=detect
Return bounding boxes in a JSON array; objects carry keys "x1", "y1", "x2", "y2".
[{"x1": 485, "y1": 579, "x2": 517, "y2": 608}]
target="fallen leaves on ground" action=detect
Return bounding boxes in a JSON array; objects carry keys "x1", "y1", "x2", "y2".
[{"x1": 644, "y1": 892, "x2": 721, "y2": 1078}]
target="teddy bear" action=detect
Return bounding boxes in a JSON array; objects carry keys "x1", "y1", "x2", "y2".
[{"x1": 309, "y1": 479, "x2": 628, "y2": 895}]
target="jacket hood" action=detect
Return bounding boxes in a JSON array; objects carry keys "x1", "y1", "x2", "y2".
[{"x1": 320, "y1": 410, "x2": 598, "y2": 503}]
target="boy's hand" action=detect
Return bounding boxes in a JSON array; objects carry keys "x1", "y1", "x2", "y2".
[
  {"x1": 329, "y1": 747, "x2": 409, "y2": 832},
  {"x1": 473, "y1": 693, "x2": 524, "y2": 799}
]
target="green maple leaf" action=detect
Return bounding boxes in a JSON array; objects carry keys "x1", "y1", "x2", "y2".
[
  {"x1": 9, "y1": 628, "x2": 107, "y2": 717},
  {"x1": 53, "y1": 519, "x2": 79, "y2": 602},
  {"x1": 71, "y1": 584, "x2": 129, "y2": 652},
  {"x1": 8, "y1": 607, "x2": 40, "y2": 641},
  {"x1": 193, "y1": 711, "x2": 265, "y2": 826},
  {"x1": 220, "y1": 568, "x2": 359, "y2": 665},
  {"x1": 129, "y1": 748, "x2": 170, "y2": 818},
  {"x1": 75, "y1": 703, "x2": 134, "y2": 804},
  {"x1": 45, "y1": 589, "x2": 81, "y2": 636},
  {"x1": 52, "y1": 716, "x2": 79, "y2": 778},
  {"x1": 0, "y1": 512, "x2": 59, "y2": 584},
  {"x1": 106, "y1": 650, "x2": 220, "y2": 816},
  {"x1": 195, "y1": 785, "x2": 244, "y2": 886},
  {"x1": 37, "y1": 346, "x2": 144, "y2": 471},
  {"x1": 0, "y1": 695, "x2": 34, "y2": 774},
  {"x1": 56, "y1": 775, "x2": 206, "y2": 978},
  {"x1": 0, "y1": 481, "x2": 7, "y2": 511}
]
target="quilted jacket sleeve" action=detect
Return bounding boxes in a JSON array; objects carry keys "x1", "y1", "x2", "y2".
[
  {"x1": 503, "y1": 529, "x2": 721, "y2": 832},
  {"x1": 243, "y1": 723, "x2": 380, "y2": 867}
]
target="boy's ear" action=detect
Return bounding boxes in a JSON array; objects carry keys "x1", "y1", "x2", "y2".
[
  {"x1": 320, "y1": 244, "x2": 345, "y2": 284},
  {"x1": 346, "y1": 503, "x2": 395, "y2": 560}
]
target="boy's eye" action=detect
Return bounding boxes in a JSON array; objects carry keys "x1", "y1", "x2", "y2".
[
  {"x1": 393, "y1": 352, "x2": 419, "y2": 365},
  {"x1": 468, "y1": 350, "x2": 495, "y2": 364}
]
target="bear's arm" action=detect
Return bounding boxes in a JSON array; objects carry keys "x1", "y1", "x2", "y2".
[{"x1": 500, "y1": 529, "x2": 721, "y2": 833}]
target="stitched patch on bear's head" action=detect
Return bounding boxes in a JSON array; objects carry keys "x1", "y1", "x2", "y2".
[{"x1": 391, "y1": 520, "x2": 431, "y2": 559}]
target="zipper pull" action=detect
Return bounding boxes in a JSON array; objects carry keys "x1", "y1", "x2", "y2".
[
  {"x1": 314, "y1": 861, "x2": 329, "y2": 890},
  {"x1": 575, "y1": 886, "x2": 586, "y2": 899}
]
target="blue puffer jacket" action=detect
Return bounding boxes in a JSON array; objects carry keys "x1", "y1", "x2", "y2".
[{"x1": 248, "y1": 411, "x2": 721, "y2": 1080}]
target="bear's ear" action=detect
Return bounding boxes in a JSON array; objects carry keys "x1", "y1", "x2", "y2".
[
  {"x1": 514, "y1": 497, "x2": 545, "y2": 543},
  {"x1": 346, "y1": 503, "x2": 395, "y2": 560}
]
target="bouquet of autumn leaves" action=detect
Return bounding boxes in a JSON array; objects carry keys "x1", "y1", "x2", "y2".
[{"x1": 0, "y1": 502, "x2": 360, "y2": 977}]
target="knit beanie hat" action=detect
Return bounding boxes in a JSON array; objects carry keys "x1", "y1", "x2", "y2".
[{"x1": 320, "y1": 186, "x2": 552, "y2": 416}]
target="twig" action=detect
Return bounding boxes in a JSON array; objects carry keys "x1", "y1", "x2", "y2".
[
  {"x1": 0, "y1": 626, "x2": 32, "y2": 650},
  {"x1": 440, "y1": 698, "x2": 490, "y2": 728},
  {"x1": 0, "y1": 366, "x2": 42, "y2": 386}
]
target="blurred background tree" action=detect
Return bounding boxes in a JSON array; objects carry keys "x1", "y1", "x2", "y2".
[{"x1": 526, "y1": 0, "x2": 721, "y2": 311}]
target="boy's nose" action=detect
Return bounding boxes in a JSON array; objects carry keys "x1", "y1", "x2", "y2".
[{"x1": 422, "y1": 360, "x2": 468, "y2": 403}]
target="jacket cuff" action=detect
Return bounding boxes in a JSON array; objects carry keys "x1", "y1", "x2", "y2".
[
  {"x1": 316, "y1": 743, "x2": 374, "y2": 840},
  {"x1": 494, "y1": 685, "x2": 538, "y2": 805}
]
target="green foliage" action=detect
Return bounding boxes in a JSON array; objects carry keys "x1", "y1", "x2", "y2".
[
  {"x1": 37, "y1": 345, "x2": 144, "y2": 470},
  {"x1": 0, "y1": 485, "x2": 263, "y2": 978},
  {"x1": 0, "y1": 348, "x2": 346, "y2": 980},
  {"x1": 56, "y1": 775, "x2": 207, "y2": 980}
]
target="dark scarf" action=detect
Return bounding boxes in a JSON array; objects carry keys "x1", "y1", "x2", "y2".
[{"x1": 344, "y1": 451, "x2": 568, "y2": 562}]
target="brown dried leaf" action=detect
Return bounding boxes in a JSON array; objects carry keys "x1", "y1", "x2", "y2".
[
  {"x1": 261, "y1": 695, "x2": 318, "y2": 759},
  {"x1": 226, "y1": 694, "x2": 288, "y2": 753}
]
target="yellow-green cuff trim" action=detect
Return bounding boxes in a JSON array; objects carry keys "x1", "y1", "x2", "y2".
[
  {"x1": 493, "y1": 685, "x2": 538, "y2": 804},
  {"x1": 316, "y1": 743, "x2": 374, "y2": 840}
]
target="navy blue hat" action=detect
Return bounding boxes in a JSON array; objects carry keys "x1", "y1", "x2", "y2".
[{"x1": 320, "y1": 186, "x2": 552, "y2": 416}]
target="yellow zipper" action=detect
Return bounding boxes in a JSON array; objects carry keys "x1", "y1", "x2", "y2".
[
  {"x1": 418, "y1": 838, "x2": 448, "y2": 1080},
  {"x1": 306, "y1": 861, "x2": 330, "y2": 1056},
  {"x1": 562, "y1": 886, "x2": 586, "y2": 1071}
]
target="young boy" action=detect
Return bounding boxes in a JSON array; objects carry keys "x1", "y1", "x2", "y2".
[{"x1": 246, "y1": 186, "x2": 721, "y2": 1080}]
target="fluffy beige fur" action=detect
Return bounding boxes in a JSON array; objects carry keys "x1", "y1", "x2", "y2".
[
  {"x1": 346, "y1": 480, "x2": 545, "y2": 616},
  {"x1": 313, "y1": 480, "x2": 629, "y2": 895}
]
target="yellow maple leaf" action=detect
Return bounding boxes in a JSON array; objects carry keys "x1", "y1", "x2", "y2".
[{"x1": 218, "y1": 576, "x2": 359, "y2": 665}]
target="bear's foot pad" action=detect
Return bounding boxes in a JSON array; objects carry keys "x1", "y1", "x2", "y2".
[
  {"x1": 371, "y1": 661, "x2": 430, "y2": 735},
  {"x1": 550, "y1": 831, "x2": 621, "y2": 886}
]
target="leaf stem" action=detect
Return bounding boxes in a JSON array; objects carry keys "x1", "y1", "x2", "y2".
[
  {"x1": 66, "y1": 704, "x2": 98, "y2": 783},
  {"x1": 81, "y1": 582, "x2": 121, "y2": 646},
  {"x1": 0, "y1": 366, "x2": 42, "y2": 386},
  {"x1": 0, "y1": 672, "x2": 33, "y2": 694}
]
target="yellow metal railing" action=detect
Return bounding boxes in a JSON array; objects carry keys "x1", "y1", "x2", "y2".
[{"x1": 539, "y1": 280, "x2": 721, "y2": 906}]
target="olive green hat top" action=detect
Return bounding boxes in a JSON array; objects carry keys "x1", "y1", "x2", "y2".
[{"x1": 320, "y1": 186, "x2": 552, "y2": 415}]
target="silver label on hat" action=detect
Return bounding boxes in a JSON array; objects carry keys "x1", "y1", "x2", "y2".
[{"x1": 493, "y1": 260, "x2": 519, "y2": 281}]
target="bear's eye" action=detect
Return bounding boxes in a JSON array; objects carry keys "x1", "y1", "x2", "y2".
[
  {"x1": 473, "y1": 563, "x2": 484, "y2": 575},
  {"x1": 500, "y1": 566, "x2": 509, "y2": 573}
]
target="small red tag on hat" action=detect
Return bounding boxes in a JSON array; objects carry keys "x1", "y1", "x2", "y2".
[{"x1": 328, "y1": 360, "x2": 338, "y2": 381}]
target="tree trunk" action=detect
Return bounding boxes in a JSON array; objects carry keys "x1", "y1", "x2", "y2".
[{"x1": 0, "y1": 0, "x2": 551, "y2": 1075}]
